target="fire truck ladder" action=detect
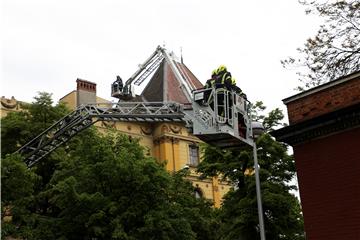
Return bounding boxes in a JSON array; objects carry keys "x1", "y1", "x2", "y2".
[
  {"x1": 17, "y1": 87, "x2": 254, "y2": 168},
  {"x1": 111, "y1": 45, "x2": 194, "y2": 102},
  {"x1": 17, "y1": 102, "x2": 185, "y2": 167}
]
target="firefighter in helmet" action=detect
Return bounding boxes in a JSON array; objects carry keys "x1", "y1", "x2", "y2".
[
  {"x1": 210, "y1": 65, "x2": 231, "y2": 117},
  {"x1": 213, "y1": 65, "x2": 232, "y2": 90},
  {"x1": 204, "y1": 69, "x2": 217, "y2": 106}
]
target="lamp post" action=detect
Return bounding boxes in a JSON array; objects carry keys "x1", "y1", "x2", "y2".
[{"x1": 251, "y1": 121, "x2": 266, "y2": 240}]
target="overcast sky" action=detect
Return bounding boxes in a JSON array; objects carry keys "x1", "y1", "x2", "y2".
[{"x1": 2, "y1": 0, "x2": 321, "y2": 119}]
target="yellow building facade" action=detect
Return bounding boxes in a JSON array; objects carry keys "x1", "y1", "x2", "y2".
[
  {"x1": 1, "y1": 91, "x2": 231, "y2": 208},
  {"x1": 1, "y1": 96, "x2": 25, "y2": 118},
  {"x1": 58, "y1": 74, "x2": 232, "y2": 207},
  {"x1": 2, "y1": 55, "x2": 233, "y2": 207}
]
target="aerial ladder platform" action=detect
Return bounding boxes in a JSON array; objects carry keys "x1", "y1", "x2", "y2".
[{"x1": 16, "y1": 46, "x2": 255, "y2": 167}]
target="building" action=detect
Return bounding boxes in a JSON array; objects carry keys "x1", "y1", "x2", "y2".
[
  {"x1": 271, "y1": 71, "x2": 360, "y2": 240},
  {"x1": 1, "y1": 96, "x2": 26, "y2": 118},
  {"x1": 1, "y1": 49, "x2": 232, "y2": 207},
  {"x1": 58, "y1": 52, "x2": 231, "y2": 207}
]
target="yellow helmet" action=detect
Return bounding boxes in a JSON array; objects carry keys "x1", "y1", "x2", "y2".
[{"x1": 217, "y1": 65, "x2": 227, "y2": 73}]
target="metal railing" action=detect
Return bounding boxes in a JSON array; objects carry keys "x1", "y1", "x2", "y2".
[{"x1": 17, "y1": 102, "x2": 185, "y2": 167}]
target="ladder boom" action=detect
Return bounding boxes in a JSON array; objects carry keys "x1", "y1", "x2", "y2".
[
  {"x1": 17, "y1": 102, "x2": 185, "y2": 167},
  {"x1": 111, "y1": 46, "x2": 194, "y2": 101},
  {"x1": 17, "y1": 88, "x2": 253, "y2": 167}
]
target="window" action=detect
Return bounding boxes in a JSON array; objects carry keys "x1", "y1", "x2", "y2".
[
  {"x1": 194, "y1": 188, "x2": 203, "y2": 199},
  {"x1": 189, "y1": 144, "x2": 199, "y2": 166}
]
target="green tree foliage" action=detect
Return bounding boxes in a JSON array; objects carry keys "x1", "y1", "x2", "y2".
[
  {"x1": 1, "y1": 154, "x2": 40, "y2": 237},
  {"x1": 249, "y1": 101, "x2": 287, "y2": 131},
  {"x1": 2, "y1": 93, "x2": 305, "y2": 239},
  {"x1": 282, "y1": 0, "x2": 360, "y2": 91},
  {"x1": 1, "y1": 93, "x2": 216, "y2": 240},
  {"x1": 197, "y1": 102, "x2": 304, "y2": 240},
  {"x1": 1, "y1": 92, "x2": 68, "y2": 154},
  {"x1": 1, "y1": 92, "x2": 70, "y2": 190}
]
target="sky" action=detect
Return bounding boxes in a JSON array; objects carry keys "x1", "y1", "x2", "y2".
[{"x1": 2, "y1": 0, "x2": 321, "y2": 120}]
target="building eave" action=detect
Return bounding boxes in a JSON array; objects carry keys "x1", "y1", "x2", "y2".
[
  {"x1": 271, "y1": 103, "x2": 360, "y2": 146},
  {"x1": 283, "y1": 70, "x2": 360, "y2": 105}
]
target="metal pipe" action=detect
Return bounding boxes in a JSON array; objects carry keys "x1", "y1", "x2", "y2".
[{"x1": 253, "y1": 141, "x2": 266, "y2": 240}]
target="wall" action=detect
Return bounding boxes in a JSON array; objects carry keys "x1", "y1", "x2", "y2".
[
  {"x1": 3, "y1": 83, "x2": 232, "y2": 207},
  {"x1": 96, "y1": 121, "x2": 230, "y2": 206},
  {"x1": 58, "y1": 81, "x2": 232, "y2": 207},
  {"x1": 273, "y1": 72, "x2": 360, "y2": 239},
  {"x1": 1, "y1": 96, "x2": 23, "y2": 117},
  {"x1": 76, "y1": 79, "x2": 97, "y2": 106},
  {"x1": 59, "y1": 91, "x2": 77, "y2": 110},
  {"x1": 294, "y1": 127, "x2": 360, "y2": 240},
  {"x1": 286, "y1": 76, "x2": 360, "y2": 124}
]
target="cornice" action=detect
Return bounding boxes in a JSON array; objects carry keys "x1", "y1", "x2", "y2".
[
  {"x1": 271, "y1": 103, "x2": 360, "y2": 146},
  {"x1": 283, "y1": 71, "x2": 360, "y2": 104}
]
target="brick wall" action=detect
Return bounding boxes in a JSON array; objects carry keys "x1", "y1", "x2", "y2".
[
  {"x1": 76, "y1": 78, "x2": 96, "y2": 106},
  {"x1": 287, "y1": 76, "x2": 360, "y2": 124},
  {"x1": 294, "y1": 127, "x2": 360, "y2": 240},
  {"x1": 76, "y1": 78, "x2": 96, "y2": 92}
]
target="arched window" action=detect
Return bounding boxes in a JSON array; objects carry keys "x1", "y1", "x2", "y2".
[{"x1": 194, "y1": 188, "x2": 203, "y2": 199}]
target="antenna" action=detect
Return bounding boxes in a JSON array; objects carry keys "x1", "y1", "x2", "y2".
[{"x1": 180, "y1": 47, "x2": 183, "y2": 63}]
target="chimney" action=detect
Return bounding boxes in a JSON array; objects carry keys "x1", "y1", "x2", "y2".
[{"x1": 76, "y1": 78, "x2": 96, "y2": 106}]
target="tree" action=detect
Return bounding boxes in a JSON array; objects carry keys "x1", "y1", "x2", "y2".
[
  {"x1": 1, "y1": 93, "x2": 217, "y2": 240},
  {"x1": 45, "y1": 133, "x2": 216, "y2": 239},
  {"x1": 1, "y1": 154, "x2": 39, "y2": 237},
  {"x1": 3, "y1": 134, "x2": 217, "y2": 240},
  {"x1": 1, "y1": 92, "x2": 68, "y2": 154},
  {"x1": 197, "y1": 102, "x2": 304, "y2": 240},
  {"x1": 249, "y1": 101, "x2": 287, "y2": 131},
  {"x1": 282, "y1": 0, "x2": 360, "y2": 91}
]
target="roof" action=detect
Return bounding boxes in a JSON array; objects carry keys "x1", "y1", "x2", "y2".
[
  {"x1": 59, "y1": 90, "x2": 76, "y2": 102},
  {"x1": 271, "y1": 102, "x2": 360, "y2": 145},
  {"x1": 283, "y1": 70, "x2": 360, "y2": 105},
  {"x1": 141, "y1": 58, "x2": 203, "y2": 104}
]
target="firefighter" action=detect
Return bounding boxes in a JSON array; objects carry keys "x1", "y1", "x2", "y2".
[
  {"x1": 117, "y1": 76, "x2": 124, "y2": 91},
  {"x1": 214, "y1": 65, "x2": 232, "y2": 90},
  {"x1": 213, "y1": 65, "x2": 244, "y2": 121},
  {"x1": 204, "y1": 70, "x2": 217, "y2": 106},
  {"x1": 231, "y1": 77, "x2": 242, "y2": 94},
  {"x1": 224, "y1": 73, "x2": 233, "y2": 91},
  {"x1": 231, "y1": 77, "x2": 236, "y2": 89},
  {"x1": 204, "y1": 78, "x2": 215, "y2": 89},
  {"x1": 212, "y1": 65, "x2": 231, "y2": 118}
]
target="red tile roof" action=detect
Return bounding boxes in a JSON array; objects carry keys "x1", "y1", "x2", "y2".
[{"x1": 141, "y1": 59, "x2": 203, "y2": 104}]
